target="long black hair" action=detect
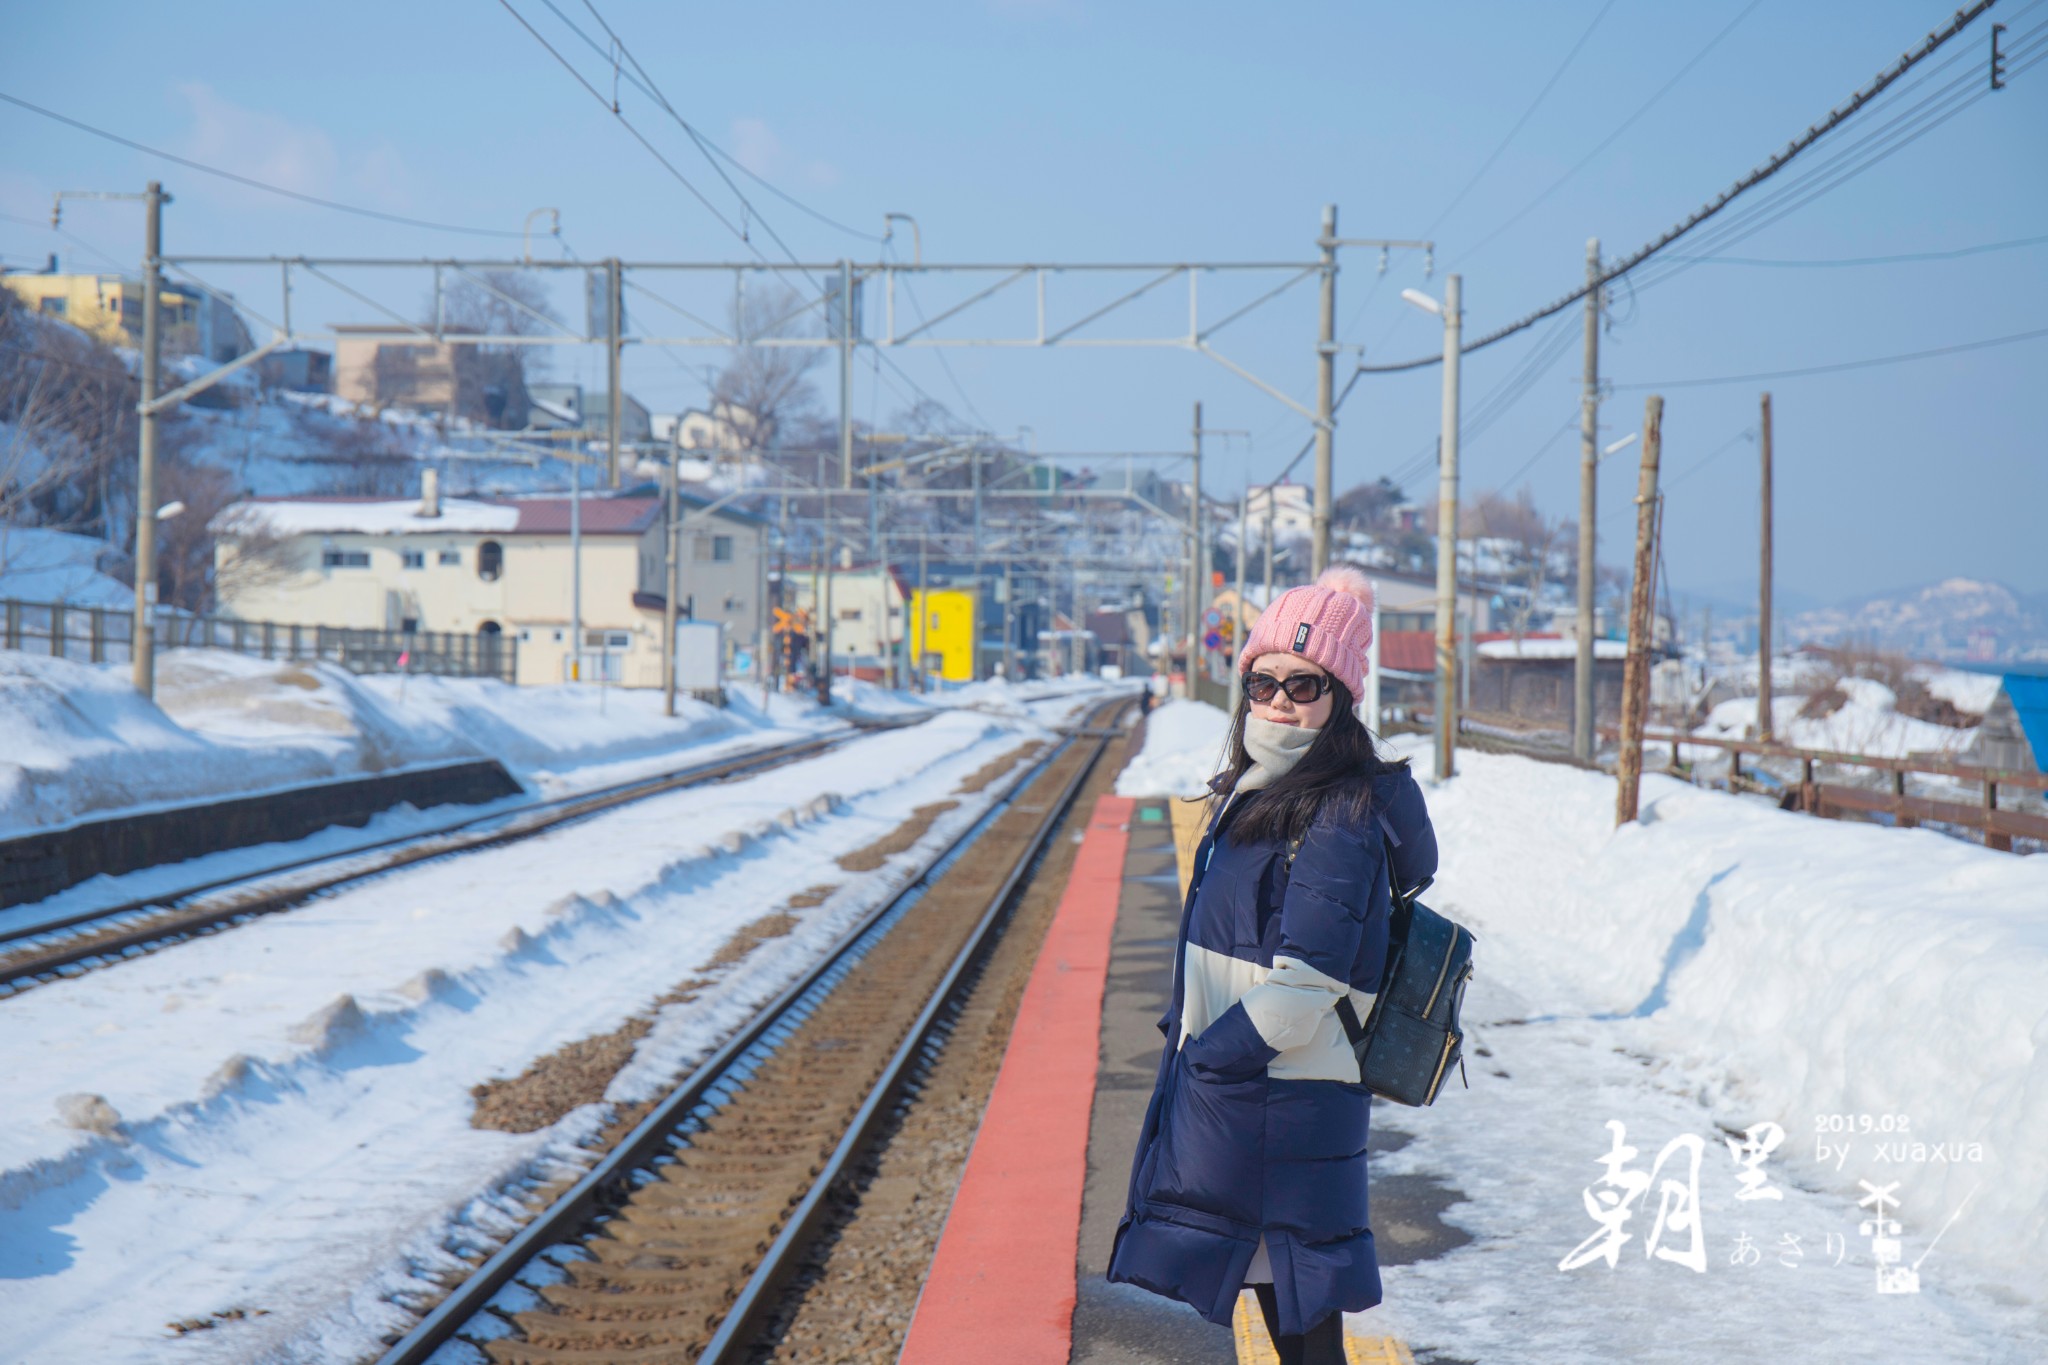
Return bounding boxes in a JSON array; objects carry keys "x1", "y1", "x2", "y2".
[{"x1": 1200, "y1": 673, "x2": 1402, "y2": 845}]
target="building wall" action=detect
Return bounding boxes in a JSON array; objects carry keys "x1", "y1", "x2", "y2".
[
  {"x1": 1470, "y1": 656, "x2": 1628, "y2": 729},
  {"x1": 334, "y1": 334, "x2": 461, "y2": 413},
  {"x1": 2, "y1": 272, "x2": 251, "y2": 360},
  {"x1": 783, "y1": 571, "x2": 904, "y2": 661},
  {"x1": 910, "y1": 589, "x2": 977, "y2": 682}
]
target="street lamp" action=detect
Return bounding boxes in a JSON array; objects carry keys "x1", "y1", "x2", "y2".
[
  {"x1": 1404, "y1": 275, "x2": 1462, "y2": 781},
  {"x1": 1602, "y1": 432, "x2": 1639, "y2": 460}
]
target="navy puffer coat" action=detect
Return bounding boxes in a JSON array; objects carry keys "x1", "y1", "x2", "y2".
[{"x1": 1107, "y1": 764, "x2": 1437, "y2": 1337}]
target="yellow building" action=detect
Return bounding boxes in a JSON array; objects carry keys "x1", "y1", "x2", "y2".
[
  {"x1": 1, "y1": 269, "x2": 253, "y2": 362},
  {"x1": 909, "y1": 588, "x2": 977, "y2": 683}
]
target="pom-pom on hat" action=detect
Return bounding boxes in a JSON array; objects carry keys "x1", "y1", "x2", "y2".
[{"x1": 1235, "y1": 565, "x2": 1377, "y2": 703}]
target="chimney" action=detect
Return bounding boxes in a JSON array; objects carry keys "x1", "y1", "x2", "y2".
[
  {"x1": 44, "y1": 253, "x2": 58, "y2": 274},
  {"x1": 419, "y1": 468, "x2": 441, "y2": 519}
]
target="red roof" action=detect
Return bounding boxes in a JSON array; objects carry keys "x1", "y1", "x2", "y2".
[{"x1": 508, "y1": 497, "x2": 661, "y2": 535}]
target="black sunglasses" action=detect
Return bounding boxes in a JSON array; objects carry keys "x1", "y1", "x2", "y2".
[{"x1": 1242, "y1": 671, "x2": 1333, "y2": 705}]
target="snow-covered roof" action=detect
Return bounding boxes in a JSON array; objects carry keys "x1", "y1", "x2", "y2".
[
  {"x1": 1477, "y1": 637, "x2": 1628, "y2": 661},
  {"x1": 213, "y1": 497, "x2": 520, "y2": 537}
]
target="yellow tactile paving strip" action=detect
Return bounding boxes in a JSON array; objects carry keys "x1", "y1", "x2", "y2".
[
  {"x1": 1232, "y1": 1292, "x2": 1415, "y2": 1364},
  {"x1": 1164, "y1": 798, "x2": 1418, "y2": 1365}
]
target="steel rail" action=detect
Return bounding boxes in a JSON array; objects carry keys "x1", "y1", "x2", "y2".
[
  {"x1": 373, "y1": 697, "x2": 1127, "y2": 1365},
  {"x1": 0, "y1": 715, "x2": 928, "y2": 990}
]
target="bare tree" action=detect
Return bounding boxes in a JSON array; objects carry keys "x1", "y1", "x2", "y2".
[
  {"x1": 711, "y1": 281, "x2": 826, "y2": 453},
  {"x1": 0, "y1": 289, "x2": 137, "y2": 541},
  {"x1": 1465, "y1": 486, "x2": 1568, "y2": 640}
]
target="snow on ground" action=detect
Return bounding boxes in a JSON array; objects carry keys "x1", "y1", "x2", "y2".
[
  {"x1": 1116, "y1": 724, "x2": 2047, "y2": 1360},
  {"x1": 1115, "y1": 698, "x2": 1229, "y2": 798},
  {"x1": 0, "y1": 650, "x2": 774, "y2": 836},
  {"x1": 0, "y1": 704, "x2": 1069, "y2": 1363},
  {"x1": 0, "y1": 527, "x2": 133, "y2": 607},
  {"x1": 1692, "y1": 677, "x2": 1973, "y2": 759},
  {"x1": 1917, "y1": 664, "x2": 2006, "y2": 716}
]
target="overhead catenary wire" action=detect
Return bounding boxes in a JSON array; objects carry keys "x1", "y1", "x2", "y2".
[
  {"x1": 1423, "y1": 0, "x2": 1621, "y2": 240},
  {"x1": 1358, "y1": 0, "x2": 2007, "y2": 375},
  {"x1": 1611, "y1": 323, "x2": 2048, "y2": 390},
  {"x1": 0, "y1": 91, "x2": 526, "y2": 238},
  {"x1": 1452, "y1": 0, "x2": 1766, "y2": 264},
  {"x1": 1658, "y1": 232, "x2": 2048, "y2": 267}
]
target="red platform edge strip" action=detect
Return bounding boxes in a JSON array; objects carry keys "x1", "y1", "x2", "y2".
[{"x1": 899, "y1": 793, "x2": 1134, "y2": 1365}]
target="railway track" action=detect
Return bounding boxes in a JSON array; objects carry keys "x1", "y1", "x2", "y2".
[
  {"x1": 0, "y1": 715, "x2": 928, "y2": 999},
  {"x1": 373, "y1": 695, "x2": 1133, "y2": 1365}
]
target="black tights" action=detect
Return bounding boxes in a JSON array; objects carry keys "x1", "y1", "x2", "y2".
[{"x1": 1251, "y1": 1283, "x2": 1346, "y2": 1365}]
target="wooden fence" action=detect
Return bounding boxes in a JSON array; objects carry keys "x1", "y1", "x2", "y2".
[
  {"x1": 1647, "y1": 729, "x2": 2048, "y2": 853},
  {"x1": 1, "y1": 598, "x2": 516, "y2": 684}
]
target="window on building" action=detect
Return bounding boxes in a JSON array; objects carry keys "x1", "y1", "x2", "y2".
[
  {"x1": 839, "y1": 607, "x2": 862, "y2": 621},
  {"x1": 584, "y1": 629, "x2": 632, "y2": 650},
  {"x1": 401, "y1": 549, "x2": 425, "y2": 569},
  {"x1": 400, "y1": 617, "x2": 419, "y2": 634},
  {"x1": 37, "y1": 297, "x2": 66, "y2": 316},
  {"x1": 322, "y1": 549, "x2": 371, "y2": 569},
  {"x1": 712, "y1": 535, "x2": 734, "y2": 562},
  {"x1": 477, "y1": 540, "x2": 503, "y2": 582},
  {"x1": 438, "y1": 549, "x2": 461, "y2": 566}
]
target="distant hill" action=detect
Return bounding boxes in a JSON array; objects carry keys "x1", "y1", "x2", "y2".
[{"x1": 1788, "y1": 578, "x2": 2048, "y2": 664}]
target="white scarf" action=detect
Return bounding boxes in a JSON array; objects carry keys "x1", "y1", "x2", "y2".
[{"x1": 1235, "y1": 716, "x2": 1321, "y2": 792}]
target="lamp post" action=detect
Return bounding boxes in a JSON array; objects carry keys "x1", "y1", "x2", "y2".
[{"x1": 1403, "y1": 277, "x2": 1462, "y2": 781}]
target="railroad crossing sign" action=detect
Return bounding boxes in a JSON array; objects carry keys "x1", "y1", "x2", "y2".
[{"x1": 772, "y1": 607, "x2": 811, "y2": 635}]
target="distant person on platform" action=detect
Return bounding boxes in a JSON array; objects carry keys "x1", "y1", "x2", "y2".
[{"x1": 1108, "y1": 566, "x2": 1438, "y2": 1363}]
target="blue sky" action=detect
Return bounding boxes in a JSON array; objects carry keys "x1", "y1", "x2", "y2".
[{"x1": 3, "y1": 0, "x2": 2043, "y2": 608}]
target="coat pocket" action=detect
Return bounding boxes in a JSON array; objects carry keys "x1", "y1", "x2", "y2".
[{"x1": 1147, "y1": 1048, "x2": 1265, "y2": 1227}]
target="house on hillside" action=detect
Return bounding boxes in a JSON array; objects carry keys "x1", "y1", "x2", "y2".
[
  {"x1": 1, "y1": 263, "x2": 253, "y2": 362},
  {"x1": 528, "y1": 382, "x2": 652, "y2": 442},
  {"x1": 653, "y1": 402, "x2": 760, "y2": 452},
  {"x1": 211, "y1": 476, "x2": 765, "y2": 687}
]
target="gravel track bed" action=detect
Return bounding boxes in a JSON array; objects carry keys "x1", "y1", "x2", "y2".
[
  {"x1": 471, "y1": 713, "x2": 1123, "y2": 1364},
  {"x1": 755, "y1": 722, "x2": 1133, "y2": 1363}
]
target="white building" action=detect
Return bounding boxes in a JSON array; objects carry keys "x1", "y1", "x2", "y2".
[{"x1": 212, "y1": 475, "x2": 766, "y2": 687}]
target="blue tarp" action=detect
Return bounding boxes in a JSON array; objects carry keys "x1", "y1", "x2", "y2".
[{"x1": 2002, "y1": 674, "x2": 2048, "y2": 769}]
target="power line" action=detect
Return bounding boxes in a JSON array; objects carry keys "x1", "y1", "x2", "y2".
[
  {"x1": 0, "y1": 90, "x2": 526, "y2": 238},
  {"x1": 1659, "y1": 232, "x2": 2048, "y2": 267},
  {"x1": 1360, "y1": 0, "x2": 2005, "y2": 375},
  {"x1": 1612, "y1": 323, "x2": 2048, "y2": 389},
  {"x1": 1424, "y1": 0, "x2": 1619, "y2": 239},
  {"x1": 1453, "y1": 0, "x2": 1765, "y2": 263}
]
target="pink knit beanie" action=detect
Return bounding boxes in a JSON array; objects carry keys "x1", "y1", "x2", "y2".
[{"x1": 1235, "y1": 566, "x2": 1376, "y2": 702}]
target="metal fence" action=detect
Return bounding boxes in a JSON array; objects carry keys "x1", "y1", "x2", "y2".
[{"x1": 0, "y1": 598, "x2": 517, "y2": 684}]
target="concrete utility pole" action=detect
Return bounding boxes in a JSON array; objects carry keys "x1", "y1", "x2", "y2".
[
  {"x1": 1311, "y1": 204, "x2": 1338, "y2": 577},
  {"x1": 1189, "y1": 401, "x2": 1204, "y2": 687},
  {"x1": 132, "y1": 181, "x2": 166, "y2": 698},
  {"x1": 1757, "y1": 391, "x2": 1775, "y2": 744},
  {"x1": 1263, "y1": 494, "x2": 1275, "y2": 604},
  {"x1": 663, "y1": 432, "x2": 682, "y2": 717},
  {"x1": 605, "y1": 258, "x2": 623, "y2": 487},
  {"x1": 1573, "y1": 237, "x2": 1602, "y2": 761},
  {"x1": 1229, "y1": 487, "x2": 1248, "y2": 714},
  {"x1": 570, "y1": 454, "x2": 583, "y2": 682},
  {"x1": 1616, "y1": 395, "x2": 1665, "y2": 826},
  {"x1": 838, "y1": 259, "x2": 855, "y2": 490},
  {"x1": 1432, "y1": 275, "x2": 1463, "y2": 782}
]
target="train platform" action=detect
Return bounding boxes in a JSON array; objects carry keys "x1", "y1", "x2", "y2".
[{"x1": 903, "y1": 792, "x2": 1452, "y2": 1365}]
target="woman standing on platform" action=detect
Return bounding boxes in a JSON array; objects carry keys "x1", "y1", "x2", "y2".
[{"x1": 1108, "y1": 567, "x2": 1438, "y2": 1364}]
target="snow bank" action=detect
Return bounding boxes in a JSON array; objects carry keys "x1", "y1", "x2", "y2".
[
  {"x1": 1116, "y1": 698, "x2": 1229, "y2": 797},
  {"x1": 1415, "y1": 742, "x2": 2047, "y2": 1303},
  {"x1": 1918, "y1": 665, "x2": 2005, "y2": 716},
  {"x1": 1695, "y1": 678, "x2": 1972, "y2": 758},
  {"x1": 0, "y1": 650, "x2": 751, "y2": 836},
  {"x1": 0, "y1": 527, "x2": 131, "y2": 607}
]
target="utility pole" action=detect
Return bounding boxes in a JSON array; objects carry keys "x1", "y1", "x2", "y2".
[
  {"x1": 1616, "y1": 395, "x2": 1665, "y2": 826},
  {"x1": 663, "y1": 431, "x2": 682, "y2": 717},
  {"x1": 570, "y1": 453, "x2": 583, "y2": 683},
  {"x1": 1573, "y1": 238, "x2": 1602, "y2": 761},
  {"x1": 1002, "y1": 558, "x2": 1015, "y2": 681},
  {"x1": 1312, "y1": 204, "x2": 1338, "y2": 577},
  {"x1": 132, "y1": 181, "x2": 166, "y2": 698},
  {"x1": 605, "y1": 258, "x2": 623, "y2": 487},
  {"x1": 1432, "y1": 275, "x2": 1463, "y2": 782},
  {"x1": 1229, "y1": 487, "x2": 1248, "y2": 714},
  {"x1": 971, "y1": 446, "x2": 984, "y2": 679},
  {"x1": 1757, "y1": 391, "x2": 1775, "y2": 744},
  {"x1": 1189, "y1": 401, "x2": 1204, "y2": 691},
  {"x1": 1263, "y1": 494, "x2": 1275, "y2": 603},
  {"x1": 838, "y1": 259, "x2": 854, "y2": 490}
]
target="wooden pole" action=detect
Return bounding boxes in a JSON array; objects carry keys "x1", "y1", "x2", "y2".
[
  {"x1": 1757, "y1": 391, "x2": 1774, "y2": 743},
  {"x1": 1616, "y1": 395, "x2": 1664, "y2": 826}
]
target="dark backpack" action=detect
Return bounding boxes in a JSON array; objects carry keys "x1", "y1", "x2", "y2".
[{"x1": 1288, "y1": 822, "x2": 1475, "y2": 1107}]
